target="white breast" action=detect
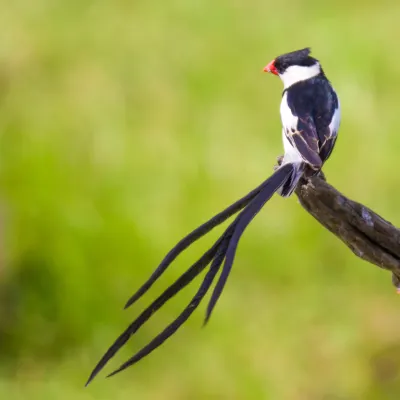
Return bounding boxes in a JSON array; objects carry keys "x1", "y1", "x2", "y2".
[
  {"x1": 280, "y1": 92, "x2": 298, "y2": 130},
  {"x1": 280, "y1": 92, "x2": 303, "y2": 164}
]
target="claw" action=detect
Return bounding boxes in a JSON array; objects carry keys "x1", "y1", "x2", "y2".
[{"x1": 273, "y1": 155, "x2": 284, "y2": 171}]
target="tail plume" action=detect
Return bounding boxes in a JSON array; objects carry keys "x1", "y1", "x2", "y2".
[
  {"x1": 279, "y1": 162, "x2": 304, "y2": 197},
  {"x1": 86, "y1": 163, "x2": 296, "y2": 385}
]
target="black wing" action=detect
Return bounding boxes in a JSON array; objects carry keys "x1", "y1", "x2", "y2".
[
  {"x1": 285, "y1": 116, "x2": 322, "y2": 170},
  {"x1": 285, "y1": 76, "x2": 339, "y2": 167}
]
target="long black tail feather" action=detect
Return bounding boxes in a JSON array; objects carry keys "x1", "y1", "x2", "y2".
[
  {"x1": 124, "y1": 176, "x2": 281, "y2": 309},
  {"x1": 85, "y1": 226, "x2": 234, "y2": 386},
  {"x1": 204, "y1": 164, "x2": 293, "y2": 323},
  {"x1": 279, "y1": 162, "x2": 304, "y2": 197},
  {"x1": 106, "y1": 233, "x2": 232, "y2": 379},
  {"x1": 86, "y1": 163, "x2": 294, "y2": 385}
]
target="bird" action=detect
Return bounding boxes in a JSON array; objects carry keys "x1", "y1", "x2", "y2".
[
  {"x1": 86, "y1": 47, "x2": 341, "y2": 385},
  {"x1": 264, "y1": 47, "x2": 340, "y2": 197}
]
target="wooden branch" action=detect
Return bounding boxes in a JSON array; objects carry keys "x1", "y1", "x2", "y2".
[{"x1": 294, "y1": 173, "x2": 400, "y2": 291}]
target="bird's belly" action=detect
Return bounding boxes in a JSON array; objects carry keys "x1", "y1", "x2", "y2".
[
  {"x1": 281, "y1": 129, "x2": 302, "y2": 164},
  {"x1": 280, "y1": 93, "x2": 303, "y2": 164}
]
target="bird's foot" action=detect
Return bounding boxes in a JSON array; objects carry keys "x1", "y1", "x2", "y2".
[{"x1": 273, "y1": 155, "x2": 284, "y2": 171}]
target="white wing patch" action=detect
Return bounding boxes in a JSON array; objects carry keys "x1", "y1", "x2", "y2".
[{"x1": 329, "y1": 97, "x2": 341, "y2": 137}]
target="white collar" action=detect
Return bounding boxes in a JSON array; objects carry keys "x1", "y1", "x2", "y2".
[{"x1": 280, "y1": 63, "x2": 321, "y2": 89}]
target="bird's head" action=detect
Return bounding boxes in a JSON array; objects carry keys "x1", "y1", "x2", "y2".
[{"x1": 264, "y1": 48, "x2": 322, "y2": 88}]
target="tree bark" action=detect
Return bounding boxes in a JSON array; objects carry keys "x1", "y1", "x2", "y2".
[{"x1": 294, "y1": 173, "x2": 400, "y2": 291}]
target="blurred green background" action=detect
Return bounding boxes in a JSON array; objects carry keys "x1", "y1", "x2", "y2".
[{"x1": 0, "y1": 1, "x2": 400, "y2": 399}]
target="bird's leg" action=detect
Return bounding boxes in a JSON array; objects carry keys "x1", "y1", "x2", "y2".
[{"x1": 273, "y1": 155, "x2": 284, "y2": 171}]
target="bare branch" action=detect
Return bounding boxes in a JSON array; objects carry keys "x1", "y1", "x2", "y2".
[{"x1": 294, "y1": 173, "x2": 400, "y2": 291}]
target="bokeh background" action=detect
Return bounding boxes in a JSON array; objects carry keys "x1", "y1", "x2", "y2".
[{"x1": 1, "y1": 1, "x2": 400, "y2": 399}]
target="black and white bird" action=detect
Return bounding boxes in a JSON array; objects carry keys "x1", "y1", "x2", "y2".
[
  {"x1": 264, "y1": 47, "x2": 340, "y2": 196},
  {"x1": 86, "y1": 47, "x2": 340, "y2": 384}
]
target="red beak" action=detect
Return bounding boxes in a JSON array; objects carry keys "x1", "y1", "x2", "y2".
[{"x1": 263, "y1": 60, "x2": 278, "y2": 75}]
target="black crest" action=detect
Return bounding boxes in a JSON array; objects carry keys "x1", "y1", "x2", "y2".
[{"x1": 274, "y1": 47, "x2": 318, "y2": 74}]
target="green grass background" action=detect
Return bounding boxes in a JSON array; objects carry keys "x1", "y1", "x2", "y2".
[{"x1": 0, "y1": 1, "x2": 400, "y2": 399}]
